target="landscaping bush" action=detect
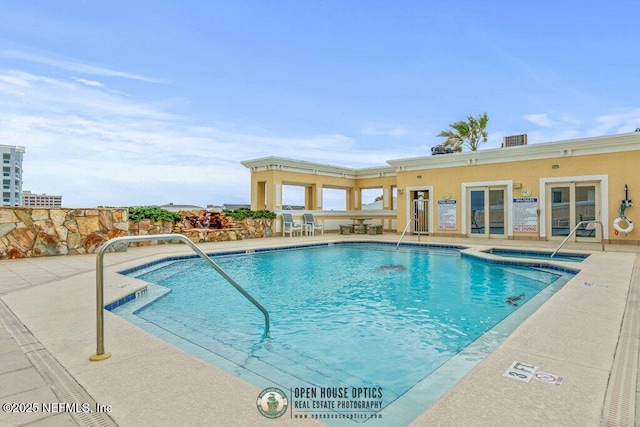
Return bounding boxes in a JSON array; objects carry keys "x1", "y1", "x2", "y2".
[
  {"x1": 128, "y1": 206, "x2": 183, "y2": 223},
  {"x1": 222, "y1": 208, "x2": 276, "y2": 220}
]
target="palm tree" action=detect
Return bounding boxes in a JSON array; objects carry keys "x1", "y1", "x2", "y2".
[{"x1": 437, "y1": 113, "x2": 489, "y2": 152}]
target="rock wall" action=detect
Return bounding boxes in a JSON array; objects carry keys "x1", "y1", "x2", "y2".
[
  {"x1": 0, "y1": 207, "x2": 274, "y2": 259},
  {"x1": 0, "y1": 207, "x2": 129, "y2": 259},
  {"x1": 127, "y1": 219, "x2": 176, "y2": 246},
  {"x1": 127, "y1": 213, "x2": 273, "y2": 244}
]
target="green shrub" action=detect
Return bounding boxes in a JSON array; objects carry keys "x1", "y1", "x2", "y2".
[
  {"x1": 128, "y1": 206, "x2": 183, "y2": 223},
  {"x1": 222, "y1": 208, "x2": 276, "y2": 220}
]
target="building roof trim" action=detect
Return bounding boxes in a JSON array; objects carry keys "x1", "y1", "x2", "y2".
[
  {"x1": 241, "y1": 156, "x2": 396, "y2": 179},
  {"x1": 242, "y1": 133, "x2": 640, "y2": 176},
  {"x1": 387, "y1": 132, "x2": 640, "y2": 171}
]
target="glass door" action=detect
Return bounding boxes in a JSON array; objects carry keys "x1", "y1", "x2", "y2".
[
  {"x1": 575, "y1": 185, "x2": 597, "y2": 239},
  {"x1": 470, "y1": 190, "x2": 485, "y2": 235},
  {"x1": 547, "y1": 183, "x2": 598, "y2": 240},
  {"x1": 468, "y1": 187, "x2": 506, "y2": 238},
  {"x1": 550, "y1": 186, "x2": 571, "y2": 237},
  {"x1": 489, "y1": 189, "x2": 506, "y2": 236}
]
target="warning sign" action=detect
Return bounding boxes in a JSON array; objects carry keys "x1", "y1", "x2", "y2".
[{"x1": 534, "y1": 371, "x2": 564, "y2": 385}]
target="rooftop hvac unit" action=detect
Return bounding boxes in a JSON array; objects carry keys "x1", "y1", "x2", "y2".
[
  {"x1": 503, "y1": 134, "x2": 528, "y2": 147},
  {"x1": 431, "y1": 145, "x2": 454, "y2": 155}
]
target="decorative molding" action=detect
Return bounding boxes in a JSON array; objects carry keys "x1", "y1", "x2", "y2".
[{"x1": 243, "y1": 134, "x2": 640, "y2": 176}]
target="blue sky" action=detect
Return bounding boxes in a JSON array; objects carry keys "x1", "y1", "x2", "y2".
[{"x1": 1, "y1": 1, "x2": 639, "y2": 208}]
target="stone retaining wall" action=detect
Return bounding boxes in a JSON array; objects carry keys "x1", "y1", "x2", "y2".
[
  {"x1": 128, "y1": 215, "x2": 273, "y2": 244},
  {"x1": 0, "y1": 207, "x2": 274, "y2": 259},
  {"x1": 0, "y1": 207, "x2": 129, "y2": 259}
]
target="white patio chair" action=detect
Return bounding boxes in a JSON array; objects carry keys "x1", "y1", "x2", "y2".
[
  {"x1": 282, "y1": 213, "x2": 303, "y2": 237},
  {"x1": 303, "y1": 213, "x2": 324, "y2": 236}
]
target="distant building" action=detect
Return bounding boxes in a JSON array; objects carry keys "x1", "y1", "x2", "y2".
[
  {"x1": 362, "y1": 197, "x2": 397, "y2": 210},
  {"x1": 159, "y1": 203, "x2": 204, "y2": 212},
  {"x1": 222, "y1": 204, "x2": 251, "y2": 211},
  {"x1": 1, "y1": 144, "x2": 25, "y2": 206},
  {"x1": 22, "y1": 191, "x2": 62, "y2": 208}
]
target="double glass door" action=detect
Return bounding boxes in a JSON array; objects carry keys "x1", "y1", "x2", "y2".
[
  {"x1": 548, "y1": 183, "x2": 598, "y2": 240},
  {"x1": 468, "y1": 187, "x2": 506, "y2": 237}
]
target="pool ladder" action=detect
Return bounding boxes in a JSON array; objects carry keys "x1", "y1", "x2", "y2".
[
  {"x1": 550, "y1": 220, "x2": 604, "y2": 258},
  {"x1": 90, "y1": 234, "x2": 270, "y2": 361}
]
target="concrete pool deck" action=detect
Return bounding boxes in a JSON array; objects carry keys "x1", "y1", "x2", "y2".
[{"x1": 0, "y1": 234, "x2": 638, "y2": 426}]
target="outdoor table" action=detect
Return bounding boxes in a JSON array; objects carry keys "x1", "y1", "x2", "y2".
[{"x1": 350, "y1": 217, "x2": 373, "y2": 234}]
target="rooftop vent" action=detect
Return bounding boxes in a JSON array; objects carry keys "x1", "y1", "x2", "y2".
[{"x1": 502, "y1": 134, "x2": 528, "y2": 147}]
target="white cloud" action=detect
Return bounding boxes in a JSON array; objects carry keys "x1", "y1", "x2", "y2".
[
  {"x1": 359, "y1": 125, "x2": 408, "y2": 137},
  {"x1": 518, "y1": 110, "x2": 640, "y2": 145},
  {"x1": 0, "y1": 65, "x2": 420, "y2": 207},
  {"x1": 73, "y1": 77, "x2": 103, "y2": 87},
  {"x1": 1, "y1": 49, "x2": 166, "y2": 84},
  {"x1": 588, "y1": 109, "x2": 640, "y2": 136},
  {"x1": 522, "y1": 113, "x2": 554, "y2": 127}
]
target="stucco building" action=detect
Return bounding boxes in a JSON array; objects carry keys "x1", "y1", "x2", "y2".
[{"x1": 243, "y1": 132, "x2": 640, "y2": 245}]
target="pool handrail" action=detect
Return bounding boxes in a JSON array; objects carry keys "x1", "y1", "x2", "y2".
[
  {"x1": 89, "y1": 234, "x2": 270, "y2": 361},
  {"x1": 550, "y1": 220, "x2": 604, "y2": 258},
  {"x1": 397, "y1": 218, "x2": 419, "y2": 249}
]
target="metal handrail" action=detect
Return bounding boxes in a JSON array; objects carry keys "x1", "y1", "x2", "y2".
[
  {"x1": 551, "y1": 220, "x2": 604, "y2": 258},
  {"x1": 89, "y1": 234, "x2": 270, "y2": 361},
  {"x1": 397, "y1": 218, "x2": 419, "y2": 249}
]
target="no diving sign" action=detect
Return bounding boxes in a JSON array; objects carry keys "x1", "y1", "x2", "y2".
[{"x1": 534, "y1": 371, "x2": 564, "y2": 385}]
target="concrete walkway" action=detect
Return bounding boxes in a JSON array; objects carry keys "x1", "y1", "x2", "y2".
[{"x1": 1, "y1": 234, "x2": 639, "y2": 426}]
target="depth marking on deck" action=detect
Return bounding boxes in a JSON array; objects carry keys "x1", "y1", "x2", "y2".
[
  {"x1": 503, "y1": 361, "x2": 564, "y2": 385},
  {"x1": 582, "y1": 281, "x2": 608, "y2": 288},
  {"x1": 503, "y1": 361, "x2": 538, "y2": 383}
]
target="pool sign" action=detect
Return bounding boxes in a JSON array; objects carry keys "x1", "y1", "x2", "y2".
[
  {"x1": 438, "y1": 200, "x2": 457, "y2": 230},
  {"x1": 534, "y1": 371, "x2": 564, "y2": 385},
  {"x1": 503, "y1": 361, "x2": 538, "y2": 382},
  {"x1": 513, "y1": 198, "x2": 538, "y2": 233},
  {"x1": 504, "y1": 361, "x2": 564, "y2": 386}
]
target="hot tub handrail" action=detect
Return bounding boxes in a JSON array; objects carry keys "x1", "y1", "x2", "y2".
[
  {"x1": 551, "y1": 220, "x2": 604, "y2": 258},
  {"x1": 90, "y1": 234, "x2": 270, "y2": 361}
]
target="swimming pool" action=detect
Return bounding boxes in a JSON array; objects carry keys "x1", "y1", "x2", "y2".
[{"x1": 114, "y1": 243, "x2": 573, "y2": 424}]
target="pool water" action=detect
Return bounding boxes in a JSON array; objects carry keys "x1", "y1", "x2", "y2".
[{"x1": 116, "y1": 243, "x2": 572, "y2": 424}]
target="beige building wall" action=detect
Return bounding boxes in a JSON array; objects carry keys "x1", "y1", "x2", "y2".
[
  {"x1": 243, "y1": 133, "x2": 640, "y2": 244},
  {"x1": 395, "y1": 150, "x2": 636, "y2": 242}
]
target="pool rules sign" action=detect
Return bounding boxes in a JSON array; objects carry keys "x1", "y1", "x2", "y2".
[
  {"x1": 437, "y1": 200, "x2": 457, "y2": 230},
  {"x1": 513, "y1": 198, "x2": 538, "y2": 233}
]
